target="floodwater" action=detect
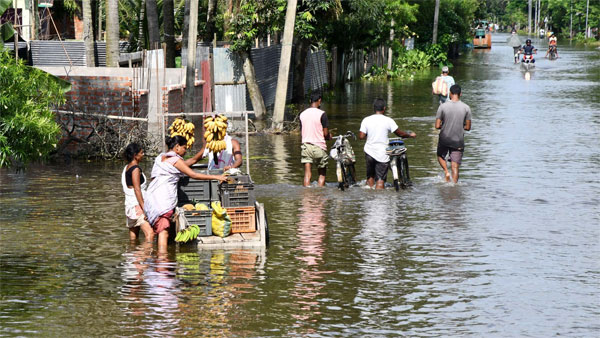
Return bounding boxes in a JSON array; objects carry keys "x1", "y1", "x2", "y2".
[{"x1": 1, "y1": 34, "x2": 599, "y2": 337}]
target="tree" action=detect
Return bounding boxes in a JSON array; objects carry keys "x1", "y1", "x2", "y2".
[
  {"x1": 0, "y1": 51, "x2": 70, "y2": 168},
  {"x1": 164, "y1": 0, "x2": 176, "y2": 67},
  {"x1": 83, "y1": 0, "x2": 96, "y2": 67},
  {"x1": 227, "y1": 0, "x2": 284, "y2": 119},
  {"x1": 105, "y1": 0, "x2": 119, "y2": 66},
  {"x1": 146, "y1": 0, "x2": 160, "y2": 48}
]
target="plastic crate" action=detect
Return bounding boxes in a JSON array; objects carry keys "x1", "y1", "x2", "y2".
[
  {"x1": 183, "y1": 209, "x2": 213, "y2": 237},
  {"x1": 225, "y1": 174, "x2": 252, "y2": 184},
  {"x1": 226, "y1": 207, "x2": 256, "y2": 233},
  {"x1": 178, "y1": 177, "x2": 219, "y2": 204},
  {"x1": 220, "y1": 182, "x2": 256, "y2": 207}
]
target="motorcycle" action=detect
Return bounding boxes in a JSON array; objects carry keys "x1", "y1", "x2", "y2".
[
  {"x1": 548, "y1": 45, "x2": 558, "y2": 60},
  {"x1": 330, "y1": 131, "x2": 357, "y2": 191},
  {"x1": 386, "y1": 138, "x2": 411, "y2": 191},
  {"x1": 521, "y1": 53, "x2": 536, "y2": 72}
]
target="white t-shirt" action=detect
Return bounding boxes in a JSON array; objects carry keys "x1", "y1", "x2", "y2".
[{"x1": 359, "y1": 114, "x2": 399, "y2": 163}]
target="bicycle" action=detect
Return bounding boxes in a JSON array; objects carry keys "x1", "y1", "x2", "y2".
[
  {"x1": 386, "y1": 137, "x2": 411, "y2": 191},
  {"x1": 330, "y1": 131, "x2": 357, "y2": 191}
]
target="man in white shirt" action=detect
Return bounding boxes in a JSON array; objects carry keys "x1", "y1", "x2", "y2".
[{"x1": 359, "y1": 98, "x2": 416, "y2": 189}]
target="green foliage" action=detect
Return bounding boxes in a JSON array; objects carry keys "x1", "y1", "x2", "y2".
[
  {"x1": 0, "y1": 51, "x2": 69, "y2": 168},
  {"x1": 409, "y1": 0, "x2": 480, "y2": 46},
  {"x1": 226, "y1": 0, "x2": 285, "y2": 52},
  {"x1": 0, "y1": 0, "x2": 14, "y2": 49}
]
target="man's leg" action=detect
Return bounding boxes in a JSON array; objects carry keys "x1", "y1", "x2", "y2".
[
  {"x1": 437, "y1": 156, "x2": 451, "y2": 182},
  {"x1": 303, "y1": 163, "x2": 312, "y2": 187},
  {"x1": 317, "y1": 168, "x2": 326, "y2": 187},
  {"x1": 451, "y1": 161, "x2": 460, "y2": 183},
  {"x1": 375, "y1": 180, "x2": 385, "y2": 189}
]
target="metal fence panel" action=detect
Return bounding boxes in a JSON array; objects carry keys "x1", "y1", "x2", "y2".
[
  {"x1": 215, "y1": 84, "x2": 246, "y2": 112},
  {"x1": 30, "y1": 40, "x2": 86, "y2": 66},
  {"x1": 213, "y1": 47, "x2": 245, "y2": 84}
]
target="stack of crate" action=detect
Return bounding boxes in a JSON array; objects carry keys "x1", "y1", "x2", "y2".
[
  {"x1": 220, "y1": 175, "x2": 256, "y2": 233},
  {"x1": 177, "y1": 169, "x2": 221, "y2": 237}
]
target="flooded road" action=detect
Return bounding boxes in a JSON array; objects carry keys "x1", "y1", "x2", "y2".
[{"x1": 1, "y1": 34, "x2": 599, "y2": 336}]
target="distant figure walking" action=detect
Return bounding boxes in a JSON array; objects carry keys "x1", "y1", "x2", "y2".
[
  {"x1": 507, "y1": 30, "x2": 522, "y2": 63},
  {"x1": 299, "y1": 91, "x2": 332, "y2": 187},
  {"x1": 121, "y1": 142, "x2": 154, "y2": 242},
  {"x1": 435, "y1": 85, "x2": 472, "y2": 183},
  {"x1": 432, "y1": 66, "x2": 455, "y2": 105}
]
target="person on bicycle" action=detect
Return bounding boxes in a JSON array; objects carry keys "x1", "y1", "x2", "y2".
[
  {"x1": 359, "y1": 98, "x2": 416, "y2": 190},
  {"x1": 435, "y1": 84, "x2": 472, "y2": 183},
  {"x1": 545, "y1": 33, "x2": 558, "y2": 58},
  {"x1": 520, "y1": 39, "x2": 537, "y2": 63},
  {"x1": 299, "y1": 91, "x2": 332, "y2": 187}
]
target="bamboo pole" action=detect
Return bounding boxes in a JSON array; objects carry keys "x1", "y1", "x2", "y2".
[{"x1": 184, "y1": 0, "x2": 199, "y2": 114}]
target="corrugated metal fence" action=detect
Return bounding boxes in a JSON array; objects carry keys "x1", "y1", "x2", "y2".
[{"x1": 30, "y1": 40, "x2": 129, "y2": 67}]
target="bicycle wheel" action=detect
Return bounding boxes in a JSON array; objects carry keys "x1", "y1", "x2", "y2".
[
  {"x1": 399, "y1": 154, "x2": 410, "y2": 188},
  {"x1": 345, "y1": 163, "x2": 356, "y2": 186}
]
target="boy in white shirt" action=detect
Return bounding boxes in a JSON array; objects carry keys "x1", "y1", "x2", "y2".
[{"x1": 359, "y1": 99, "x2": 416, "y2": 189}]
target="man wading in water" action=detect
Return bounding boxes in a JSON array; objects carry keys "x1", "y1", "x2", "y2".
[
  {"x1": 299, "y1": 91, "x2": 332, "y2": 187},
  {"x1": 435, "y1": 84, "x2": 472, "y2": 183}
]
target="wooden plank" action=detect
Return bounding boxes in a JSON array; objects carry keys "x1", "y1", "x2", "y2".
[
  {"x1": 223, "y1": 233, "x2": 244, "y2": 243},
  {"x1": 240, "y1": 231, "x2": 260, "y2": 241},
  {"x1": 198, "y1": 236, "x2": 224, "y2": 244}
]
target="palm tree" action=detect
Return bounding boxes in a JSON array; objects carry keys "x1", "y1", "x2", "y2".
[
  {"x1": 83, "y1": 0, "x2": 95, "y2": 66},
  {"x1": 163, "y1": 0, "x2": 175, "y2": 67},
  {"x1": 146, "y1": 0, "x2": 160, "y2": 49},
  {"x1": 106, "y1": 0, "x2": 119, "y2": 66}
]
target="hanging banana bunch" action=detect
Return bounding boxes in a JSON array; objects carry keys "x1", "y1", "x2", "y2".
[
  {"x1": 168, "y1": 117, "x2": 195, "y2": 148},
  {"x1": 203, "y1": 114, "x2": 229, "y2": 153}
]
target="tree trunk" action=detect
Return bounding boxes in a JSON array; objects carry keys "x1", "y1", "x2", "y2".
[
  {"x1": 184, "y1": 0, "x2": 198, "y2": 114},
  {"x1": 105, "y1": 0, "x2": 119, "y2": 67},
  {"x1": 137, "y1": 0, "x2": 146, "y2": 50},
  {"x1": 32, "y1": 0, "x2": 39, "y2": 40},
  {"x1": 432, "y1": 0, "x2": 440, "y2": 44},
  {"x1": 292, "y1": 40, "x2": 309, "y2": 103},
  {"x1": 96, "y1": 0, "x2": 103, "y2": 41},
  {"x1": 271, "y1": 0, "x2": 298, "y2": 131},
  {"x1": 182, "y1": 0, "x2": 189, "y2": 48},
  {"x1": 146, "y1": 0, "x2": 160, "y2": 49},
  {"x1": 206, "y1": 0, "x2": 217, "y2": 41},
  {"x1": 83, "y1": 0, "x2": 95, "y2": 67},
  {"x1": 163, "y1": 0, "x2": 175, "y2": 67},
  {"x1": 240, "y1": 51, "x2": 266, "y2": 119}
]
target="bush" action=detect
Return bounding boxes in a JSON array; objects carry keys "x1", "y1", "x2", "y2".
[{"x1": 0, "y1": 50, "x2": 69, "y2": 168}]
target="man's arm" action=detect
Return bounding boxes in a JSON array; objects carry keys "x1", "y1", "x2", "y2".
[
  {"x1": 323, "y1": 127, "x2": 332, "y2": 140},
  {"x1": 358, "y1": 131, "x2": 367, "y2": 140},
  {"x1": 464, "y1": 120, "x2": 471, "y2": 131},
  {"x1": 435, "y1": 118, "x2": 442, "y2": 129},
  {"x1": 394, "y1": 129, "x2": 416, "y2": 138}
]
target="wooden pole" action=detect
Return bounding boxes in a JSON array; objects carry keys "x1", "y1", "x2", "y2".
[
  {"x1": 184, "y1": 0, "x2": 198, "y2": 114},
  {"x1": 271, "y1": 0, "x2": 297, "y2": 131}
]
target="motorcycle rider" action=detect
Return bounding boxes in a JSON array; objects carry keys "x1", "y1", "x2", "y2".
[
  {"x1": 545, "y1": 33, "x2": 558, "y2": 58},
  {"x1": 520, "y1": 39, "x2": 537, "y2": 63}
]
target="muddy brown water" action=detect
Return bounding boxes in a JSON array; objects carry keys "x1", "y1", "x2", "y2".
[{"x1": 1, "y1": 34, "x2": 599, "y2": 336}]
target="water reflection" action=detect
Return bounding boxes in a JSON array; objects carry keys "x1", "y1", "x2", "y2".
[
  {"x1": 289, "y1": 191, "x2": 332, "y2": 332},
  {"x1": 119, "y1": 243, "x2": 180, "y2": 336}
]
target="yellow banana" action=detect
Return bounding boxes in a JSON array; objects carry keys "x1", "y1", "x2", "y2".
[{"x1": 220, "y1": 115, "x2": 228, "y2": 122}]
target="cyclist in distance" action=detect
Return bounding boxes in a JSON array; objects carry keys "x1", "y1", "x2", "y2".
[{"x1": 359, "y1": 98, "x2": 416, "y2": 190}]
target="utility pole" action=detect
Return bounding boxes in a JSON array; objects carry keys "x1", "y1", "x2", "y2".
[
  {"x1": 271, "y1": 0, "x2": 298, "y2": 132},
  {"x1": 184, "y1": 0, "x2": 199, "y2": 113},
  {"x1": 432, "y1": 0, "x2": 440, "y2": 44},
  {"x1": 13, "y1": 0, "x2": 18, "y2": 60},
  {"x1": 528, "y1": 0, "x2": 532, "y2": 35}
]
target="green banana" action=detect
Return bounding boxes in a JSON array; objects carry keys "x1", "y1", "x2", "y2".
[{"x1": 175, "y1": 231, "x2": 182, "y2": 242}]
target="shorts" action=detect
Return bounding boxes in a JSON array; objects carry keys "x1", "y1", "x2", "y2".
[
  {"x1": 301, "y1": 143, "x2": 329, "y2": 169},
  {"x1": 153, "y1": 209, "x2": 175, "y2": 234},
  {"x1": 365, "y1": 153, "x2": 389, "y2": 182},
  {"x1": 126, "y1": 205, "x2": 146, "y2": 228},
  {"x1": 437, "y1": 143, "x2": 464, "y2": 164}
]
